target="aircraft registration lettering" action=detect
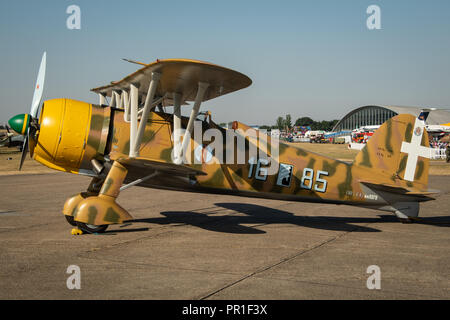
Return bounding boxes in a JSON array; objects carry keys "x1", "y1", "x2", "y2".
[
  {"x1": 276, "y1": 164, "x2": 293, "y2": 187},
  {"x1": 350, "y1": 190, "x2": 378, "y2": 201},
  {"x1": 248, "y1": 157, "x2": 269, "y2": 181},
  {"x1": 300, "y1": 168, "x2": 329, "y2": 193},
  {"x1": 300, "y1": 168, "x2": 314, "y2": 190},
  {"x1": 364, "y1": 194, "x2": 378, "y2": 200}
]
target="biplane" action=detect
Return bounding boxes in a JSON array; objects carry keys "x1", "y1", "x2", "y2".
[{"x1": 8, "y1": 53, "x2": 437, "y2": 234}]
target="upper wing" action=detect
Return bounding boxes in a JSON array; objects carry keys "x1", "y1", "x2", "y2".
[{"x1": 91, "y1": 59, "x2": 252, "y2": 106}]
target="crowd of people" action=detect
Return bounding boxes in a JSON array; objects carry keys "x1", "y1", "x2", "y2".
[
  {"x1": 429, "y1": 136, "x2": 449, "y2": 149},
  {"x1": 428, "y1": 136, "x2": 450, "y2": 162}
]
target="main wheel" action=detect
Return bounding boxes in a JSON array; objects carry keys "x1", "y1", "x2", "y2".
[
  {"x1": 65, "y1": 215, "x2": 77, "y2": 227},
  {"x1": 76, "y1": 222, "x2": 108, "y2": 234}
]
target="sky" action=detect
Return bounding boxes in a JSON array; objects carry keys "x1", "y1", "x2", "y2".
[{"x1": 1, "y1": 0, "x2": 449, "y2": 125}]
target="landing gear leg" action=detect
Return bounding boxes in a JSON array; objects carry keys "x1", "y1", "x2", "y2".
[
  {"x1": 63, "y1": 176, "x2": 104, "y2": 228},
  {"x1": 72, "y1": 161, "x2": 133, "y2": 232}
]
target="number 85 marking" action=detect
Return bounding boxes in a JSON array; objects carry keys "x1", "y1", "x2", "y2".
[{"x1": 300, "y1": 169, "x2": 329, "y2": 193}]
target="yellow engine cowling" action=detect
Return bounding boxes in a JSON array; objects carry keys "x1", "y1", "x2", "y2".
[{"x1": 34, "y1": 98, "x2": 111, "y2": 175}]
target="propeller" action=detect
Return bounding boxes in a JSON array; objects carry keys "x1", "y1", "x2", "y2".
[
  {"x1": 5, "y1": 123, "x2": 13, "y2": 145},
  {"x1": 0, "y1": 124, "x2": 8, "y2": 144},
  {"x1": 5, "y1": 123, "x2": 11, "y2": 135},
  {"x1": 1, "y1": 123, "x2": 11, "y2": 141},
  {"x1": 8, "y1": 52, "x2": 46, "y2": 170}
]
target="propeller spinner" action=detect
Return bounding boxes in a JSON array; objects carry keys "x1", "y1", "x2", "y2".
[{"x1": 8, "y1": 52, "x2": 46, "y2": 170}]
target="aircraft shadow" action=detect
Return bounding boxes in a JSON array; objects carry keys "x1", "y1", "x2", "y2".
[
  {"x1": 129, "y1": 202, "x2": 430, "y2": 234},
  {"x1": 102, "y1": 227, "x2": 150, "y2": 235},
  {"x1": 412, "y1": 216, "x2": 450, "y2": 227}
]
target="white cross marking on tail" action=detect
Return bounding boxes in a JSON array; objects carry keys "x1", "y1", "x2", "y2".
[{"x1": 400, "y1": 118, "x2": 432, "y2": 182}]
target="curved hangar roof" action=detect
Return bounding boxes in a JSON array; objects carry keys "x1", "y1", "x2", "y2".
[{"x1": 332, "y1": 105, "x2": 450, "y2": 132}]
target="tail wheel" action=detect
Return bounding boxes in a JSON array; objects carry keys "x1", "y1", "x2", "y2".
[
  {"x1": 65, "y1": 215, "x2": 77, "y2": 227},
  {"x1": 76, "y1": 222, "x2": 108, "y2": 234}
]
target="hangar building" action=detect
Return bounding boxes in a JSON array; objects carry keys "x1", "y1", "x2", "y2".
[{"x1": 332, "y1": 105, "x2": 450, "y2": 132}]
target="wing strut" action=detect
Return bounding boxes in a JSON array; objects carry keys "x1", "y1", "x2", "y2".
[
  {"x1": 179, "y1": 82, "x2": 210, "y2": 160},
  {"x1": 130, "y1": 83, "x2": 139, "y2": 157},
  {"x1": 122, "y1": 90, "x2": 130, "y2": 121},
  {"x1": 99, "y1": 93, "x2": 106, "y2": 106},
  {"x1": 109, "y1": 92, "x2": 116, "y2": 107},
  {"x1": 173, "y1": 93, "x2": 182, "y2": 164},
  {"x1": 130, "y1": 72, "x2": 161, "y2": 158},
  {"x1": 120, "y1": 171, "x2": 159, "y2": 191},
  {"x1": 114, "y1": 91, "x2": 122, "y2": 109}
]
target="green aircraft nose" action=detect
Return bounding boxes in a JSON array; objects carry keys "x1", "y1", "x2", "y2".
[{"x1": 8, "y1": 114, "x2": 31, "y2": 135}]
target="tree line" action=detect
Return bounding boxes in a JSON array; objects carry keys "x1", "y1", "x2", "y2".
[
  {"x1": 259, "y1": 115, "x2": 339, "y2": 132},
  {"x1": 218, "y1": 115, "x2": 339, "y2": 132}
]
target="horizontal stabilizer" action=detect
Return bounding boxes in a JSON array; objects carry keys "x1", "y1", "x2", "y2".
[{"x1": 360, "y1": 181, "x2": 439, "y2": 196}]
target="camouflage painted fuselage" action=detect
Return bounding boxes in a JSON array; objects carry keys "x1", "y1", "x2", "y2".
[{"x1": 104, "y1": 107, "x2": 432, "y2": 210}]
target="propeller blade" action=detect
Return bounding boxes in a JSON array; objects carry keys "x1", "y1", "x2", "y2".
[
  {"x1": 29, "y1": 126, "x2": 37, "y2": 157},
  {"x1": 19, "y1": 134, "x2": 29, "y2": 171},
  {"x1": 8, "y1": 52, "x2": 46, "y2": 170},
  {"x1": 30, "y1": 52, "x2": 46, "y2": 118}
]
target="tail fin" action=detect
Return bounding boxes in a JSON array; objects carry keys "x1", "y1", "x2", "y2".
[{"x1": 353, "y1": 113, "x2": 431, "y2": 189}]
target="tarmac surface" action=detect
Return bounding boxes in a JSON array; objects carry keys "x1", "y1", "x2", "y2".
[{"x1": 0, "y1": 172, "x2": 449, "y2": 299}]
